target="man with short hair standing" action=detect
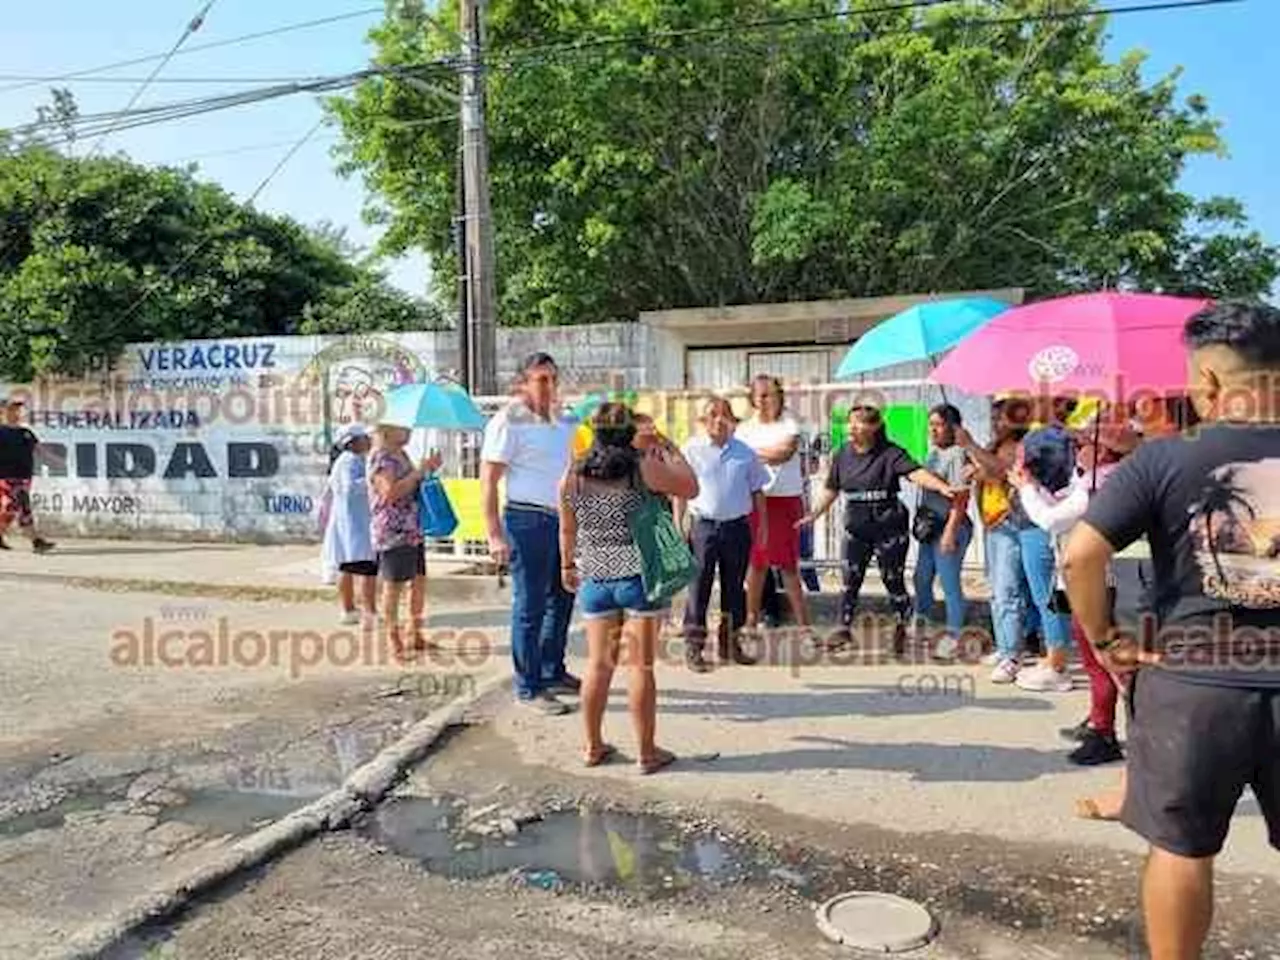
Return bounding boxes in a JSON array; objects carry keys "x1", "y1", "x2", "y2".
[
  {"x1": 482, "y1": 353, "x2": 578, "y2": 715},
  {"x1": 1064, "y1": 300, "x2": 1280, "y2": 960},
  {"x1": 0, "y1": 397, "x2": 54, "y2": 554},
  {"x1": 676, "y1": 396, "x2": 770, "y2": 673}
]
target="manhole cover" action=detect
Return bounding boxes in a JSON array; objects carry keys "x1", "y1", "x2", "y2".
[{"x1": 815, "y1": 891, "x2": 938, "y2": 952}]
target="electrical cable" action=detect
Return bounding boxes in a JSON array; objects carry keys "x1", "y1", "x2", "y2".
[
  {"x1": 0, "y1": 6, "x2": 385, "y2": 96},
  {"x1": 85, "y1": 1, "x2": 218, "y2": 157},
  {"x1": 485, "y1": 0, "x2": 1245, "y2": 70},
  {"x1": 112, "y1": 117, "x2": 328, "y2": 326}
]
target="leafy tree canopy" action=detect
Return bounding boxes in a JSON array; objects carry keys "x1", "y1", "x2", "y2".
[
  {"x1": 331, "y1": 0, "x2": 1277, "y2": 328},
  {"x1": 0, "y1": 95, "x2": 444, "y2": 381}
]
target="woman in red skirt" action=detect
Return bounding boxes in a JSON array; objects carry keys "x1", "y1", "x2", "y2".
[{"x1": 737, "y1": 375, "x2": 811, "y2": 638}]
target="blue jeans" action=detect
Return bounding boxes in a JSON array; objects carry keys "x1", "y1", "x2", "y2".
[
  {"x1": 913, "y1": 522, "x2": 972, "y2": 638},
  {"x1": 987, "y1": 522, "x2": 1071, "y2": 660},
  {"x1": 505, "y1": 506, "x2": 576, "y2": 699},
  {"x1": 986, "y1": 523, "x2": 1026, "y2": 660},
  {"x1": 1017, "y1": 525, "x2": 1071, "y2": 652}
]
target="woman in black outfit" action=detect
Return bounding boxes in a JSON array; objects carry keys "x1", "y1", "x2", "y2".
[{"x1": 799, "y1": 405, "x2": 958, "y2": 655}]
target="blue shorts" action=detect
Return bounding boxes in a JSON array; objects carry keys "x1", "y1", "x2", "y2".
[{"x1": 578, "y1": 575, "x2": 667, "y2": 620}]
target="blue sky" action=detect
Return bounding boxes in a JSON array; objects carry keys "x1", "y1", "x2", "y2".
[{"x1": 0, "y1": 1, "x2": 1272, "y2": 298}]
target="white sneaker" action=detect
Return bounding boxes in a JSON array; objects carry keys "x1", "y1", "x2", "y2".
[
  {"x1": 989, "y1": 658, "x2": 1020, "y2": 684},
  {"x1": 932, "y1": 635, "x2": 959, "y2": 662},
  {"x1": 340, "y1": 610, "x2": 361, "y2": 626},
  {"x1": 981, "y1": 651, "x2": 1004, "y2": 667},
  {"x1": 1015, "y1": 665, "x2": 1074, "y2": 693}
]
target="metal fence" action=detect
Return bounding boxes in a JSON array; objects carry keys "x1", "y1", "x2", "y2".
[{"x1": 420, "y1": 381, "x2": 994, "y2": 577}]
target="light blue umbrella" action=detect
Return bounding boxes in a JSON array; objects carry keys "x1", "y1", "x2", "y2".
[
  {"x1": 834, "y1": 297, "x2": 1011, "y2": 380},
  {"x1": 381, "y1": 380, "x2": 487, "y2": 431}
]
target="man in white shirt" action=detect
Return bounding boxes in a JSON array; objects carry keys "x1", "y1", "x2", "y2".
[
  {"x1": 736, "y1": 375, "x2": 812, "y2": 635},
  {"x1": 675, "y1": 396, "x2": 770, "y2": 672},
  {"x1": 481, "y1": 353, "x2": 578, "y2": 715}
]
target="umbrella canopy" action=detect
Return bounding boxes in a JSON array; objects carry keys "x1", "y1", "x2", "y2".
[
  {"x1": 928, "y1": 292, "x2": 1213, "y2": 402},
  {"x1": 381, "y1": 380, "x2": 487, "y2": 431},
  {"x1": 835, "y1": 297, "x2": 1010, "y2": 379}
]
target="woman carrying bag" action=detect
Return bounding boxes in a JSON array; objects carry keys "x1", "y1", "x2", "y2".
[{"x1": 559, "y1": 403, "x2": 698, "y2": 775}]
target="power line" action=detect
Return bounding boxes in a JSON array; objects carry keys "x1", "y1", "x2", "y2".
[
  {"x1": 86, "y1": 1, "x2": 218, "y2": 158},
  {"x1": 6, "y1": 0, "x2": 1242, "y2": 148},
  {"x1": 486, "y1": 0, "x2": 1245, "y2": 68},
  {"x1": 113, "y1": 118, "x2": 329, "y2": 327},
  {"x1": 0, "y1": 73, "x2": 344, "y2": 86},
  {"x1": 0, "y1": 6, "x2": 385, "y2": 96},
  {"x1": 159, "y1": 114, "x2": 457, "y2": 164}
]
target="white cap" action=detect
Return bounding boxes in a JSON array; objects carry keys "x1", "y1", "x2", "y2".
[{"x1": 333, "y1": 423, "x2": 369, "y2": 449}]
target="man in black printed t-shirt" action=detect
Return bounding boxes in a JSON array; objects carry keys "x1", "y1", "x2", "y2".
[{"x1": 1064, "y1": 301, "x2": 1280, "y2": 960}]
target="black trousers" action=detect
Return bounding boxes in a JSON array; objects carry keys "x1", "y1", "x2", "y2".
[
  {"x1": 841, "y1": 508, "x2": 912, "y2": 627},
  {"x1": 684, "y1": 516, "x2": 752, "y2": 651}
]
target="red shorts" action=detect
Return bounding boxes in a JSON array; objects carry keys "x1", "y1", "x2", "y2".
[
  {"x1": 749, "y1": 496, "x2": 803, "y2": 571},
  {"x1": 0, "y1": 479, "x2": 34, "y2": 528}
]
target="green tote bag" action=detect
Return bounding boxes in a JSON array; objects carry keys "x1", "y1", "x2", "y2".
[{"x1": 628, "y1": 486, "x2": 697, "y2": 605}]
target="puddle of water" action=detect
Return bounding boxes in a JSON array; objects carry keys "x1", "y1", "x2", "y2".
[
  {"x1": 158, "y1": 789, "x2": 325, "y2": 837},
  {"x1": 363, "y1": 797, "x2": 779, "y2": 898},
  {"x1": 0, "y1": 776, "x2": 132, "y2": 839}
]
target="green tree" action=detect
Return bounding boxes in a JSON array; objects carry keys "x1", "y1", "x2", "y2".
[
  {"x1": 0, "y1": 139, "x2": 441, "y2": 380},
  {"x1": 331, "y1": 0, "x2": 1277, "y2": 328}
]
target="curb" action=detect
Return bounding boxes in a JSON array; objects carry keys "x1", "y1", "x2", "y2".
[{"x1": 51, "y1": 673, "x2": 512, "y2": 960}]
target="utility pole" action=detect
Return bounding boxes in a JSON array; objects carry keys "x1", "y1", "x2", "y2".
[{"x1": 459, "y1": 0, "x2": 497, "y2": 396}]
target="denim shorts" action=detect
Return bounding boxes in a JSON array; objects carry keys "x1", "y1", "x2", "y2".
[{"x1": 578, "y1": 575, "x2": 667, "y2": 620}]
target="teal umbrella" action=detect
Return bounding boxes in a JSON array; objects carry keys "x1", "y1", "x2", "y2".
[
  {"x1": 570, "y1": 389, "x2": 638, "y2": 421},
  {"x1": 835, "y1": 297, "x2": 1010, "y2": 379},
  {"x1": 382, "y1": 380, "x2": 487, "y2": 431}
]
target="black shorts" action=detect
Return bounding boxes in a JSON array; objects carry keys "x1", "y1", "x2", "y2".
[
  {"x1": 377, "y1": 543, "x2": 426, "y2": 583},
  {"x1": 339, "y1": 560, "x2": 378, "y2": 577},
  {"x1": 1122, "y1": 667, "x2": 1280, "y2": 858}
]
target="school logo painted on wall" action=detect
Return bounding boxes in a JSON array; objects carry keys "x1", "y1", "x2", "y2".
[
  {"x1": 1027, "y1": 345, "x2": 1080, "y2": 384},
  {"x1": 301, "y1": 336, "x2": 428, "y2": 427}
]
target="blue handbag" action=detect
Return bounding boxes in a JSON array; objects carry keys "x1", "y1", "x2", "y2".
[{"x1": 419, "y1": 473, "x2": 459, "y2": 538}]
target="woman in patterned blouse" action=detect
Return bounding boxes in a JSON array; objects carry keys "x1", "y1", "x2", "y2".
[{"x1": 559, "y1": 403, "x2": 698, "y2": 774}]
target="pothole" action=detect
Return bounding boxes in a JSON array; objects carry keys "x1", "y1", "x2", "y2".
[{"x1": 361, "y1": 796, "x2": 779, "y2": 897}]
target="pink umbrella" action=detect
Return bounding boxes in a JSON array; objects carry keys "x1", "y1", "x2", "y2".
[{"x1": 928, "y1": 292, "x2": 1214, "y2": 402}]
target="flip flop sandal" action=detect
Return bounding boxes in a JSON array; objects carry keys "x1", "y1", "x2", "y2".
[
  {"x1": 1075, "y1": 797, "x2": 1120, "y2": 822},
  {"x1": 638, "y1": 748, "x2": 677, "y2": 776},
  {"x1": 583, "y1": 744, "x2": 617, "y2": 768}
]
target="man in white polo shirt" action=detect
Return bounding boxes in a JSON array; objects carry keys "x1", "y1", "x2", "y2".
[{"x1": 481, "y1": 353, "x2": 578, "y2": 715}]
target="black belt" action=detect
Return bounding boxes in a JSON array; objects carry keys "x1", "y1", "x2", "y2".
[
  {"x1": 506, "y1": 500, "x2": 557, "y2": 516},
  {"x1": 843, "y1": 490, "x2": 894, "y2": 502},
  {"x1": 692, "y1": 514, "x2": 749, "y2": 526}
]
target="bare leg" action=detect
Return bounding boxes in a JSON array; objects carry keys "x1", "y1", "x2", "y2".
[
  {"x1": 779, "y1": 569, "x2": 810, "y2": 627},
  {"x1": 582, "y1": 615, "x2": 621, "y2": 763},
  {"x1": 360, "y1": 575, "x2": 378, "y2": 617},
  {"x1": 1142, "y1": 847, "x2": 1214, "y2": 960},
  {"x1": 627, "y1": 616, "x2": 660, "y2": 765},
  {"x1": 410, "y1": 573, "x2": 427, "y2": 645},
  {"x1": 338, "y1": 572, "x2": 355, "y2": 614},
  {"x1": 382, "y1": 579, "x2": 406, "y2": 658},
  {"x1": 746, "y1": 565, "x2": 767, "y2": 630}
]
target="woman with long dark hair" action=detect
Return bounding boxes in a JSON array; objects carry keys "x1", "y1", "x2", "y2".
[
  {"x1": 798, "y1": 405, "x2": 959, "y2": 656},
  {"x1": 559, "y1": 403, "x2": 698, "y2": 774}
]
